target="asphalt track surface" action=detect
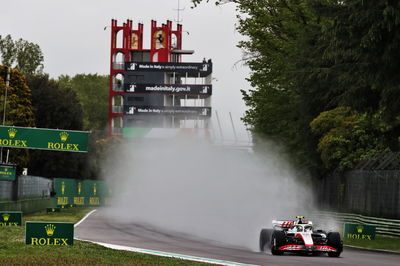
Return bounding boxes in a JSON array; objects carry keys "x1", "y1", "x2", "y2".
[{"x1": 75, "y1": 209, "x2": 400, "y2": 266}]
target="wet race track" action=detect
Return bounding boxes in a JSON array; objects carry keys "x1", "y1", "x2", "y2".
[{"x1": 74, "y1": 210, "x2": 400, "y2": 266}]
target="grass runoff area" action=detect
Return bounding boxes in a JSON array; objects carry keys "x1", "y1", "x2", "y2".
[
  {"x1": 344, "y1": 236, "x2": 400, "y2": 253},
  {"x1": 0, "y1": 208, "x2": 203, "y2": 265}
]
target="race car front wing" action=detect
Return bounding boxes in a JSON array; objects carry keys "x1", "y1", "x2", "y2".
[{"x1": 278, "y1": 245, "x2": 338, "y2": 252}]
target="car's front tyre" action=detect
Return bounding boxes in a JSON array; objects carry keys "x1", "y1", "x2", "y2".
[
  {"x1": 259, "y1": 229, "x2": 273, "y2": 251},
  {"x1": 327, "y1": 232, "x2": 343, "y2": 257},
  {"x1": 271, "y1": 230, "x2": 285, "y2": 255}
]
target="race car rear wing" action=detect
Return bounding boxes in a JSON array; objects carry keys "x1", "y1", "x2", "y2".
[
  {"x1": 272, "y1": 220, "x2": 295, "y2": 229},
  {"x1": 272, "y1": 219, "x2": 313, "y2": 229}
]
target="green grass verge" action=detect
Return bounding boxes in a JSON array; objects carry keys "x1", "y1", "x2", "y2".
[
  {"x1": 0, "y1": 208, "x2": 204, "y2": 265},
  {"x1": 344, "y1": 235, "x2": 400, "y2": 253},
  {"x1": 24, "y1": 207, "x2": 91, "y2": 223}
]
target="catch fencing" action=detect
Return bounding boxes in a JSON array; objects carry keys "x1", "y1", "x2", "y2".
[{"x1": 317, "y1": 170, "x2": 400, "y2": 219}]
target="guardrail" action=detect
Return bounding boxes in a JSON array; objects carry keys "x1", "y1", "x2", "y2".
[{"x1": 313, "y1": 211, "x2": 400, "y2": 237}]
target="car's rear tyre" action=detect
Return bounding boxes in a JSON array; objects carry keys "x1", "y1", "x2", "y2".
[
  {"x1": 327, "y1": 232, "x2": 343, "y2": 257},
  {"x1": 271, "y1": 230, "x2": 285, "y2": 255},
  {"x1": 259, "y1": 229, "x2": 273, "y2": 251}
]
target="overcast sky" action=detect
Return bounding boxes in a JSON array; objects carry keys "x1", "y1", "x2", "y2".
[{"x1": 0, "y1": 0, "x2": 251, "y2": 141}]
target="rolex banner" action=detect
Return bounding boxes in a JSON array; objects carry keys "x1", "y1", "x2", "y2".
[
  {"x1": 344, "y1": 223, "x2": 376, "y2": 240},
  {"x1": 54, "y1": 178, "x2": 111, "y2": 207},
  {"x1": 54, "y1": 178, "x2": 76, "y2": 207},
  {"x1": 26, "y1": 222, "x2": 74, "y2": 246},
  {"x1": 0, "y1": 126, "x2": 89, "y2": 152},
  {"x1": 124, "y1": 83, "x2": 212, "y2": 95},
  {"x1": 0, "y1": 211, "x2": 22, "y2": 227},
  {"x1": 0, "y1": 164, "x2": 16, "y2": 181}
]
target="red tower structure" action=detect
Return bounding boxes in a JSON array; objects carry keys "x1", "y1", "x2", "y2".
[
  {"x1": 109, "y1": 19, "x2": 144, "y2": 136},
  {"x1": 108, "y1": 19, "x2": 212, "y2": 138}
]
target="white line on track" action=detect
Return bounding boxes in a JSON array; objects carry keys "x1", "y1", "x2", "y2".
[
  {"x1": 74, "y1": 209, "x2": 256, "y2": 266},
  {"x1": 74, "y1": 209, "x2": 97, "y2": 227}
]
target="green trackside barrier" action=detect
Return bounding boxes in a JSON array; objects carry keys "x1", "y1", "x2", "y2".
[
  {"x1": 54, "y1": 178, "x2": 111, "y2": 207},
  {"x1": 344, "y1": 223, "x2": 376, "y2": 240}
]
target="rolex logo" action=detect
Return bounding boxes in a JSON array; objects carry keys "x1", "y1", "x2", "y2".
[
  {"x1": 356, "y1": 225, "x2": 364, "y2": 233},
  {"x1": 78, "y1": 182, "x2": 82, "y2": 195},
  {"x1": 45, "y1": 224, "x2": 56, "y2": 236},
  {"x1": 59, "y1": 132, "x2": 69, "y2": 142},
  {"x1": 8, "y1": 128, "x2": 17, "y2": 138},
  {"x1": 61, "y1": 181, "x2": 65, "y2": 195},
  {"x1": 2, "y1": 213, "x2": 10, "y2": 222},
  {"x1": 93, "y1": 183, "x2": 97, "y2": 196}
]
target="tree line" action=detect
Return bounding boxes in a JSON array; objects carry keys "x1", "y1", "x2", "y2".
[
  {"x1": 0, "y1": 34, "x2": 112, "y2": 179},
  {"x1": 192, "y1": 0, "x2": 400, "y2": 177}
]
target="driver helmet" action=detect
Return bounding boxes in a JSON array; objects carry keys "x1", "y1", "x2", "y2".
[{"x1": 296, "y1": 216, "x2": 305, "y2": 224}]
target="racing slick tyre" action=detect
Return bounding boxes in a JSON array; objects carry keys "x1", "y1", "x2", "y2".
[
  {"x1": 271, "y1": 230, "x2": 285, "y2": 255},
  {"x1": 327, "y1": 232, "x2": 343, "y2": 257},
  {"x1": 259, "y1": 229, "x2": 273, "y2": 251}
]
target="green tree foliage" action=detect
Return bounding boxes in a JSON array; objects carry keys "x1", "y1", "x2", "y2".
[
  {"x1": 0, "y1": 66, "x2": 35, "y2": 127},
  {"x1": 236, "y1": 1, "x2": 326, "y2": 174},
  {"x1": 0, "y1": 66, "x2": 35, "y2": 167},
  {"x1": 192, "y1": 0, "x2": 400, "y2": 174},
  {"x1": 58, "y1": 74, "x2": 109, "y2": 131},
  {"x1": 91, "y1": 136, "x2": 123, "y2": 178},
  {"x1": 27, "y1": 75, "x2": 83, "y2": 130},
  {"x1": 0, "y1": 35, "x2": 16, "y2": 67},
  {"x1": 26, "y1": 75, "x2": 87, "y2": 179},
  {"x1": 310, "y1": 107, "x2": 389, "y2": 170},
  {"x1": 308, "y1": 0, "x2": 400, "y2": 150},
  {"x1": 0, "y1": 35, "x2": 44, "y2": 75}
]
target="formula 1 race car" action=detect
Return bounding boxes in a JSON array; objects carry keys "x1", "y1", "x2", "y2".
[{"x1": 259, "y1": 216, "x2": 343, "y2": 257}]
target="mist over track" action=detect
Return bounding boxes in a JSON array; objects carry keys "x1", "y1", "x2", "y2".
[{"x1": 105, "y1": 139, "x2": 315, "y2": 250}]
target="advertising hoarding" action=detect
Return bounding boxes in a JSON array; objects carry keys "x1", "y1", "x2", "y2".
[
  {"x1": 26, "y1": 222, "x2": 74, "y2": 246},
  {"x1": 125, "y1": 61, "x2": 212, "y2": 75},
  {"x1": 0, "y1": 164, "x2": 16, "y2": 181},
  {"x1": 0, "y1": 126, "x2": 89, "y2": 152},
  {"x1": 125, "y1": 106, "x2": 211, "y2": 117},
  {"x1": 124, "y1": 83, "x2": 212, "y2": 95}
]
